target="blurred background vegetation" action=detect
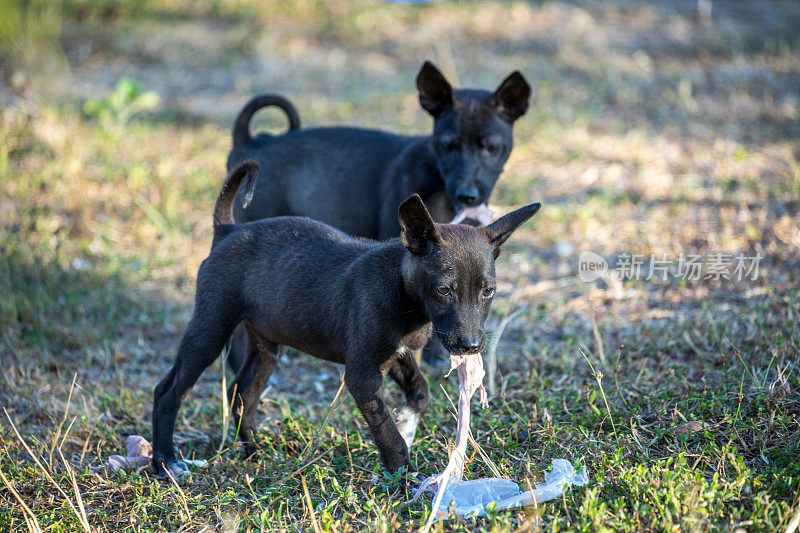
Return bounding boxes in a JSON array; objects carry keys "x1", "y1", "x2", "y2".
[{"x1": 1, "y1": 0, "x2": 798, "y2": 530}]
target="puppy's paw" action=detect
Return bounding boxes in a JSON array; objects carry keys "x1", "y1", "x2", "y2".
[
  {"x1": 239, "y1": 441, "x2": 260, "y2": 460},
  {"x1": 155, "y1": 459, "x2": 190, "y2": 479}
]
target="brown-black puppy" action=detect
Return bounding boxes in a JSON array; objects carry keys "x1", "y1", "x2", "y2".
[
  {"x1": 151, "y1": 161, "x2": 541, "y2": 478},
  {"x1": 227, "y1": 61, "x2": 531, "y2": 238}
]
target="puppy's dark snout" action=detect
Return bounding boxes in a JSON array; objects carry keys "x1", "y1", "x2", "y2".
[
  {"x1": 455, "y1": 186, "x2": 480, "y2": 206},
  {"x1": 458, "y1": 336, "x2": 483, "y2": 353}
]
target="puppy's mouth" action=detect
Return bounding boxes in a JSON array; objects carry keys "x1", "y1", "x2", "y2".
[
  {"x1": 450, "y1": 204, "x2": 494, "y2": 226},
  {"x1": 446, "y1": 346, "x2": 486, "y2": 356},
  {"x1": 440, "y1": 338, "x2": 486, "y2": 356}
]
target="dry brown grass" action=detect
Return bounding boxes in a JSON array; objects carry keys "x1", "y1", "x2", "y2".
[{"x1": 1, "y1": 0, "x2": 798, "y2": 530}]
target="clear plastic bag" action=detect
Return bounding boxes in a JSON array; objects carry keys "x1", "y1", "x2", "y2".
[{"x1": 434, "y1": 459, "x2": 589, "y2": 519}]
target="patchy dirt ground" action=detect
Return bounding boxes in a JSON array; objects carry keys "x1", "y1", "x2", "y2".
[{"x1": 1, "y1": 0, "x2": 799, "y2": 531}]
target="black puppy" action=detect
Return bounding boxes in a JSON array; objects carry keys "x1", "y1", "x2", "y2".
[
  {"x1": 151, "y1": 161, "x2": 540, "y2": 478},
  {"x1": 227, "y1": 61, "x2": 531, "y2": 238}
]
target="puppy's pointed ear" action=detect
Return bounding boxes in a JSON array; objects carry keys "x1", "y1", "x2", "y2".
[
  {"x1": 491, "y1": 71, "x2": 531, "y2": 123},
  {"x1": 399, "y1": 194, "x2": 441, "y2": 255},
  {"x1": 485, "y1": 203, "x2": 541, "y2": 256},
  {"x1": 416, "y1": 61, "x2": 453, "y2": 118}
]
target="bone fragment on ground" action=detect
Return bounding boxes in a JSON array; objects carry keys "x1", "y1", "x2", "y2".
[
  {"x1": 91, "y1": 435, "x2": 153, "y2": 473},
  {"x1": 92, "y1": 435, "x2": 207, "y2": 474}
]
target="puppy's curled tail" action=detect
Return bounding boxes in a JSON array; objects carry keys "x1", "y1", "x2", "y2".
[
  {"x1": 213, "y1": 161, "x2": 259, "y2": 228},
  {"x1": 232, "y1": 94, "x2": 301, "y2": 147}
]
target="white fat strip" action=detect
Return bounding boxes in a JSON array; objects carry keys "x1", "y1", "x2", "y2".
[
  {"x1": 411, "y1": 352, "x2": 488, "y2": 513},
  {"x1": 450, "y1": 204, "x2": 494, "y2": 226}
]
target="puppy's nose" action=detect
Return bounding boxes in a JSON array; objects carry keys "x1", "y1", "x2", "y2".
[
  {"x1": 458, "y1": 336, "x2": 483, "y2": 353},
  {"x1": 455, "y1": 187, "x2": 480, "y2": 207}
]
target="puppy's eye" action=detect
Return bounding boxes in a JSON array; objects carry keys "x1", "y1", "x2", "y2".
[
  {"x1": 484, "y1": 142, "x2": 500, "y2": 155},
  {"x1": 481, "y1": 287, "x2": 495, "y2": 299},
  {"x1": 440, "y1": 140, "x2": 458, "y2": 152},
  {"x1": 436, "y1": 285, "x2": 451, "y2": 296}
]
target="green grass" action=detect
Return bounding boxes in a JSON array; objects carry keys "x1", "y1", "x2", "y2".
[{"x1": 2, "y1": 0, "x2": 800, "y2": 531}]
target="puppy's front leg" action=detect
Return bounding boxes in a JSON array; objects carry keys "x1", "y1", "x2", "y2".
[
  {"x1": 388, "y1": 351, "x2": 430, "y2": 450},
  {"x1": 345, "y1": 362, "x2": 414, "y2": 474}
]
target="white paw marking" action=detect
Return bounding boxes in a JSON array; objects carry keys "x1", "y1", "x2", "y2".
[{"x1": 396, "y1": 406, "x2": 420, "y2": 450}]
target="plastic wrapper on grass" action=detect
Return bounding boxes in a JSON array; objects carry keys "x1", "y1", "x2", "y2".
[{"x1": 413, "y1": 351, "x2": 588, "y2": 523}]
